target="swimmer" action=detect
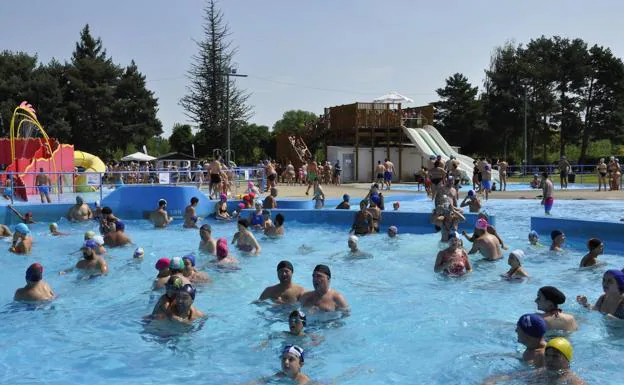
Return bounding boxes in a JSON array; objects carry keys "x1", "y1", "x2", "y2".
[
  {"x1": 347, "y1": 235, "x2": 359, "y2": 253},
  {"x1": 35, "y1": 168, "x2": 52, "y2": 203},
  {"x1": 250, "y1": 345, "x2": 311, "y2": 385},
  {"x1": 579, "y1": 238, "x2": 603, "y2": 268},
  {"x1": 264, "y1": 213, "x2": 285, "y2": 237},
  {"x1": 434, "y1": 231, "x2": 472, "y2": 276},
  {"x1": 288, "y1": 310, "x2": 307, "y2": 337},
  {"x1": 550, "y1": 230, "x2": 565, "y2": 252},
  {"x1": 133, "y1": 247, "x2": 145, "y2": 259},
  {"x1": 0, "y1": 224, "x2": 11, "y2": 237},
  {"x1": 535, "y1": 286, "x2": 577, "y2": 332},
  {"x1": 392, "y1": 201, "x2": 400, "y2": 211},
  {"x1": 577, "y1": 269, "x2": 624, "y2": 319},
  {"x1": 467, "y1": 219, "x2": 502, "y2": 261},
  {"x1": 169, "y1": 256, "x2": 191, "y2": 285},
  {"x1": 528, "y1": 230, "x2": 542, "y2": 246},
  {"x1": 460, "y1": 190, "x2": 481, "y2": 213},
  {"x1": 199, "y1": 224, "x2": 217, "y2": 255},
  {"x1": 99, "y1": 206, "x2": 119, "y2": 234},
  {"x1": 232, "y1": 219, "x2": 261, "y2": 255},
  {"x1": 503, "y1": 250, "x2": 529, "y2": 279},
  {"x1": 153, "y1": 258, "x2": 171, "y2": 290},
  {"x1": 49, "y1": 223, "x2": 69, "y2": 236},
  {"x1": 61, "y1": 240, "x2": 108, "y2": 276},
  {"x1": 262, "y1": 209, "x2": 273, "y2": 231},
  {"x1": 540, "y1": 172, "x2": 555, "y2": 215},
  {"x1": 335, "y1": 194, "x2": 350, "y2": 209},
  {"x1": 367, "y1": 199, "x2": 382, "y2": 233},
  {"x1": 10, "y1": 223, "x2": 32, "y2": 254},
  {"x1": 214, "y1": 238, "x2": 238, "y2": 265},
  {"x1": 150, "y1": 198, "x2": 173, "y2": 228},
  {"x1": 249, "y1": 201, "x2": 265, "y2": 230},
  {"x1": 104, "y1": 220, "x2": 132, "y2": 247},
  {"x1": 67, "y1": 196, "x2": 93, "y2": 222},
  {"x1": 516, "y1": 314, "x2": 547, "y2": 366},
  {"x1": 259, "y1": 260, "x2": 305, "y2": 304},
  {"x1": 183, "y1": 197, "x2": 201, "y2": 228},
  {"x1": 387, "y1": 226, "x2": 398, "y2": 238},
  {"x1": 92, "y1": 235, "x2": 106, "y2": 255},
  {"x1": 151, "y1": 275, "x2": 183, "y2": 319},
  {"x1": 168, "y1": 284, "x2": 205, "y2": 324},
  {"x1": 8, "y1": 205, "x2": 37, "y2": 224},
  {"x1": 351, "y1": 200, "x2": 374, "y2": 235},
  {"x1": 215, "y1": 193, "x2": 231, "y2": 220},
  {"x1": 182, "y1": 254, "x2": 211, "y2": 283},
  {"x1": 263, "y1": 187, "x2": 278, "y2": 209},
  {"x1": 300, "y1": 265, "x2": 349, "y2": 312},
  {"x1": 14, "y1": 263, "x2": 55, "y2": 302}
]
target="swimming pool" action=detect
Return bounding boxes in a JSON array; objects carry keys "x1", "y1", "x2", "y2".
[
  {"x1": 392, "y1": 182, "x2": 597, "y2": 192},
  {"x1": 1, "y1": 199, "x2": 623, "y2": 384}
]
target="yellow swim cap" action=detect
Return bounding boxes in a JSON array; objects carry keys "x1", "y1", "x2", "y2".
[{"x1": 546, "y1": 337, "x2": 573, "y2": 361}]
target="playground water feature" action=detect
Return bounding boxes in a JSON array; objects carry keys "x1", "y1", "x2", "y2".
[{"x1": 1, "y1": 197, "x2": 623, "y2": 384}]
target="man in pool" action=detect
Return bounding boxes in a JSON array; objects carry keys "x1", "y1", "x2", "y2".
[
  {"x1": 541, "y1": 172, "x2": 554, "y2": 215},
  {"x1": 35, "y1": 168, "x2": 52, "y2": 203},
  {"x1": 528, "y1": 230, "x2": 542, "y2": 246},
  {"x1": 535, "y1": 286, "x2": 577, "y2": 332},
  {"x1": 264, "y1": 213, "x2": 285, "y2": 237},
  {"x1": 48, "y1": 223, "x2": 69, "y2": 236},
  {"x1": 14, "y1": 263, "x2": 55, "y2": 302},
  {"x1": 250, "y1": 345, "x2": 311, "y2": 385},
  {"x1": 232, "y1": 218, "x2": 261, "y2": 255},
  {"x1": 8, "y1": 205, "x2": 36, "y2": 224},
  {"x1": 263, "y1": 187, "x2": 278, "y2": 209},
  {"x1": 182, "y1": 254, "x2": 211, "y2": 284},
  {"x1": 351, "y1": 200, "x2": 374, "y2": 235},
  {"x1": 550, "y1": 230, "x2": 565, "y2": 252},
  {"x1": 151, "y1": 198, "x2": 173, "y2": 228},
  {"x1": 169, "y1": 256, "x2": 192, "y2": 285},
  {"x1": 104, "y1": 221, "x2": 132, "y2": 247},
  {"x1": 387, "y1": 226, "x2": 398, "y2": 238},
  {"x1": 434, "y1": 232, "x2": 472, "y2": 276},
  {"x1": 259, "y1": 260, "x2": 305, "y2": 304},
  {"x1": 516, "y1": 313, "x2": 547, "y2": 366},
  {"x1": 199, "y1": 224, "x2": 217, "y2": 255},
  {"x1": 183, "y1": 197, "x2": 201, "y2": 228},
  {"x1": 579, "y1": 238, "x2": 603, "y2": 268},
  {"x1": 460, "y1": 190, "x2": 481, "y2": 213},
  {"x1": 168, "y1": 284, "x2": 205, "y2": 324},
  {"x1": 300, "y1": 264, "x2": 349, "y2": 313},
  {"x1": 67, "y1": 196, "x2": 93, "y2": 222},
  {"x1": 335, "y1": 194, "x2": 350, "y2": 209},
  {"x1": 10, "y1": 223, "x2": 32, "y2": 254},
  {"x1": 62, "y1": 240, "x2": 108, "y2": 276}
]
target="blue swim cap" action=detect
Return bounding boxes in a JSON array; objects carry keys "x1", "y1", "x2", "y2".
[
  {"x1": 282, "y1": 345, "x2": 304, "y2": 363},
  {"x1": 84, "y1": 240, "x2": 97, "y2": 249},
  {"x1": 191, "y1": 215, "x2": 198, "y2": 222},
  {"x1": 15, "y1": 223, "x2": 30, "y2": 235},
  {"x1": 606, "y1": 270, "x2": 624, "y2": 292},
  {"x1": 529, "y1": 230, "x2": 539, "y2": 239},
  {"x1": 343, "y1": 194, "x2": 350, "y2": 202},
  {"x1": 468, "y1": 190, "x2": 475, "y2": 197},
  {"x1": 517, "y1": 313, "x2": 546, "y2": 338},
  {"x1": 182, "y1": 254, "x2": 196, "y2": 267},
  {"x1": 115, "y1": 221, "x2": 125, "y2": 231}
]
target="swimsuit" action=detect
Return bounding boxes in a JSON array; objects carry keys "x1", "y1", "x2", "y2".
[
  {"x1": 376, "y1": 173, "x2": 384, "y2": 180},
  {"x1": 308, "y1": 171, "x2": 317, "y2": 182},
  {"x1": 210, "y1": 174, "x2": 221, "y2": 183},
  {"x1": 384, "y1": 171, "x2": 392, "y2": 181},
  {"x1": 544, "y1": 197, "x2": 554, "y2": 212},
  {"x1": 268, "y1": 173, "x2": 276, "y2": 181},
  {"x1": 251, "y1": 213, "x2": 263, "y2": 226},
  {"x1": 38, "y1": 186, "x2": 49, "y2": 195},
  {"x1": 431, "y1": 178, "x2": 442, "y2": 185}
]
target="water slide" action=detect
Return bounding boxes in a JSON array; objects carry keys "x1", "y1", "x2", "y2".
[
  {"x1": 401, "y1": 125, "x2": 499, "y2": 183},
  {"x1": 74, "y1": 151, "x2": 107, "y2": 192}
]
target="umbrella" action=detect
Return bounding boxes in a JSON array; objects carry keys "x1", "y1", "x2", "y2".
[
  {"x1": 373, "y1": 91, "x2": 414, "y2": 104},
  {"x1": 120, "y1": 152, "x2": 156, "y2": 162}
]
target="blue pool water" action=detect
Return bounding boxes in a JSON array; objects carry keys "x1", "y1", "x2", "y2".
[
  {"x1": 1, "y1": 199, "x2": 623, "y2": 384},
  {"x1": 393, "y1": 182, "x2": 597, "y2": 192}
]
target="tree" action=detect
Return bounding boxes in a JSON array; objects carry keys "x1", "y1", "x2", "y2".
[
  {"x1": 65, "y1": 24, "x2": 123, "y2": 156},
  {"x1": 180, "y1": 0, "x2": 251, "y2": 157},
  {"x1": 272, "y1": 110, "x2": 319, "y2": 136},
  {"x1": 146, "y1": 136, "x2": 171, "y2": 157},
  {"x1": 434, "y1": 73, "x2": 482, "y2": 153},
  {"x1": 231, "y1": 123, "x2": 273, "y2": 164},
  {"x1": 168, "y1": 123, "x2": 195, "y2": 154}
]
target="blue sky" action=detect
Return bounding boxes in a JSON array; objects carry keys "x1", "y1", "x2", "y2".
[{"x1": 1, "y1": 0, "x2": 623, "y2": 137}]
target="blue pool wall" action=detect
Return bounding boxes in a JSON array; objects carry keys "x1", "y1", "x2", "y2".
[{"x1": 531, "y1": 216, "x2": 624, "y2": 251}]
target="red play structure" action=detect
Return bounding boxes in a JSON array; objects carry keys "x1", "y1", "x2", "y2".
[{"x1": 0, "y1": 102, "x2": 74, "y2": 201}]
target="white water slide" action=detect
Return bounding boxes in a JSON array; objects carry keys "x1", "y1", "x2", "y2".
[{"x1": 401, "y1": 125, "x2": 499, "y2": 183}]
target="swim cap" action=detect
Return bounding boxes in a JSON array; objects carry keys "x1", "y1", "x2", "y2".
[
  {"x1": 289, "y1": 310, "x2": 307, "y2": 326},
  {"x1": 84, "y1": 230, "x2": 96, "y2": 240},
  {"x1": 115, "y1": 221, "x2": 125, "y2": 231},
  {"x1": 166, "y1": 275, "x2": 184, "y2": 290},
  {"x1": 49, "y1": 223, "x2": 58, "y2": 230},
  {"x1": 517, "y1": 314, "x2": 547, "y2": 338},
  {"x1": 479, "y1": 210, "x2": 490, "y2": 220},
  {"x1": 468, "y1": 190, "x2": 475, "y2": 197},
  {"x1": 237, "y1": 203, "x2": 245, "y2": 210},
  {"x1": 155, "y1": 258, "x2": 170, "y2": 271},
  {"x1": 158, "y1": 198, "x2": 167, "y2": 207},
  {"x1": 76, "y1": 196, "x2": 84, "y2": 205},
  {"x1": 93, "y1": 235, "x2": 104, "y2": 246},
  {"x1": 84, "y1": 240, "x2": 97, "y2": 249},
  {"x1": 282, "y1": 345, "x2": 304, "y2": 363},
  {"x1": 180, "y1": 284, "x2": 196, "y2": 300},
  {"x1": 476, "y1": 218, "x2": 489, "y2": 230},
  {"x1": 546, "y1": 337, "x2": 573, "y2": 361},
  {"x1": 371, "y1": 194, "x2": 381, "y2": 206},
  {"x1": 343, "y1": 194, "x2": 350, "y2": 202},
  {"x1": 605, "y1": 270, "x2": 624, "y2": 292},
  {"x1": 216, "y1": 238, "x2": 228, "y2": 258},
  {"x1": 348, "y1": 235, "x2": 359, "y2": 244},
  {"x1": 15, "y1": 223, "x2": 30, "y2": 235},
  {"x1": 249, "y1": 192, "x2": 256, "y2": 199},
  {"x1": 170, "y1": 256, "x2": 185, "y2": 271},
  {"x1": 393, "y1": 201, "x2": 400, "y2": 208},
  {"x1": 528, "y1": 230, "x2": 539, "y2": 239},
  {"x1": 509, "y1": 250, "x2": 524, "y2": 263},
  {"x1": 134, "y1": 247, "x2": 145, "y2": 258},
  {"x1": 277, "y1": 260, "x2": 293, "y2": 272},
  {"x1": 388, "y1": 226, "x2": 398, "y2": 234},
  {"x1": 255, "y1": 201, "x2": 262, "y2": 207},
  {"x1": 25, "y1": 263, "x2": 43, "y2": 282},
  {"x1": 248, "y1": 181, "x2": 254, "y2": 188},
  {"x1": 551, "y1": 230, "x2": 563, "y2": 240},
  {"x1": 182, "y1": 254, "x2": 196, "y2": 267},
  {"x1": 448, "y1": 231, "x2": 459, "y2": 240},
  {"x1": 314, "y1": 264, "x2": 331, "y2": 278},
  {"x1": 539, "y1": 286, "x2": 566, "y2": 305}
]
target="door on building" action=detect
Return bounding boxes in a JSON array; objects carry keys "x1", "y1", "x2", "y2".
[{"x1": 342, "y1": 153, "x2": 355, "y2": 182}]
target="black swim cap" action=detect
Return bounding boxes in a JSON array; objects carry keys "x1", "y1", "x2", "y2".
[
  {"x1": 551, "y1": 230, "x2": 563, "y2": 240},
  {"x1": 277, "y1": 260, "x2": 293, "y2": 272},
  {"x1": 539, "y1": 286, "x2": 566, "y2": 305},
  {"x1": 314, "y1": 264, "x2": 331, "y2": 279}
]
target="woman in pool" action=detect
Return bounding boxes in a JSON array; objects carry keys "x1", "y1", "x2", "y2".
[
  {"x1": 215, "y1": 193, "x2": 231, "y2": 220},
  {"x1": 503, "y1": 250, "x2": 529, "y2": 279},
  {"x1": 153, "y1": 258, "x2": 171, "y2": 290},
  {"x1": 351, "y1": 200, "x2": 374, "y2": 235},
  {"x1": 579, "y1": 238, "x2": 604, "y2": 268},
  {"x1": 232, "y1": 219, "x2": 261, "y2": 255},
  {"x1": 214, "y1": 238, "x2": 238, "y2": 265},
  {"x1": 434, "y1": 232, "x2": 472, "y2": 276},
  {"x1": 439, "y1": 206, "x2": 465, "y2": 242},
  {"x1": 249, "y1": 201, "x2": 265, "y2": 230},
  {"x1": 528, "y1": 230, "x2": 542, "y2": 246},
  {"x1": 577, "y1": 269, "x2": 624, "y2": 319},
  {"x1": 535, "y1": 286, "x2": 577, "y2": 332}
]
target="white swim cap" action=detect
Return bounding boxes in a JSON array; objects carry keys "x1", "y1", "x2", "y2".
[
  {"x1": 510, "y1": 249, "x2": 524, "y2": 262},
  {"x1": 93, "y1": 235, "x2": 104, "y2": 246},
  {"x1": 348, "y1": 235, "x2": 359, "y2": 244},
  {"x1": 134, "y1": 247, "x2": 145, "y2": 257}
]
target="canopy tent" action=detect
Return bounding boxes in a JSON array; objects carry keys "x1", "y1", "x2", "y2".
[
  {"x1": 373, "y1": 91, "x2": 414, "y2": 104},
  {"x1": 120, "y1": 152, "x2": 156, "y2": 162},
  {"x1": 156, "y1": 152, "x2": 197, "y2": 161}
]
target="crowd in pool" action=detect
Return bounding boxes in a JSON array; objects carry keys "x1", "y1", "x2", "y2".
[{"x1": 4, "y1": 168, "x2": 624, "y2": 384}]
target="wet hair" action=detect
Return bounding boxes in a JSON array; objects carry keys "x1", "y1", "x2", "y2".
[
  {"x1": 101, "y1": 207, "x2": 113, "y2": 215},
  {"x1": 238, "y1": 218, "x2": 249, "y2": 228},
  {"x1": 551, "y1": 230, "x2": 563, "y2": 240},
  {"x1": 588, "y1": 238, "x2": 602, "y2": 250},
  {"x1": 275, "y1": 213, "x2": 284, "y2": 226},
  {"x1": 191, "y1": 197, "x2": 199, "y2": 204}
]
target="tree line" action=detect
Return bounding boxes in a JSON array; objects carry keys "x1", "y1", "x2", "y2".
[{"x1": 434, "y1": 36, "x2": 624, "y2": 165}]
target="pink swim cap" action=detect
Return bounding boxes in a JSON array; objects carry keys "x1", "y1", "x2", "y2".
[
  {"x1": 220, "y1": 193, "x2": 227, "y2": 201},
  {"x1": 216, "y1": 238, "x2": 228, "y2": 257},
  {"x1": 238, "y1": 202, "x2": 245, "y2": 209},
  {"x1": 248, "y1": 181, "x2": 254, "y2": 188},
  {"x1": 476, "y1": 218, "x2": 489, "y2": 230},
  {"x1": 155, "y1": 257, "x2": 170, "y2": 270}
]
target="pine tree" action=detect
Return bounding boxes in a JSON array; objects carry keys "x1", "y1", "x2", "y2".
[{"x1": 180, "y1": 0, "x2": 251, "y2": 157}]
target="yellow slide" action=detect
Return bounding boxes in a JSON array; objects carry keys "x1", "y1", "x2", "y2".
[{"x1": 74, "y1": 150, "x2": 107, "y2": 192}]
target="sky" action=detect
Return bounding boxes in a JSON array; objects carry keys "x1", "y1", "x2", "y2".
[{"x1": 1, "y1": 0, "x2": 623, "y2": 137}]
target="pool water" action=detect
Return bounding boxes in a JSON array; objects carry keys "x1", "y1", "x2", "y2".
[
  {"x1": 1, "y1": 199, "x2": 624, "y2": 384},
  {"x1": 393, "y1": 182, "x2": 597, "y2": 192}
]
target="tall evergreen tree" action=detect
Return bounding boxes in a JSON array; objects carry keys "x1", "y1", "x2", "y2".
[{"x1": 180, "y1": 0, "x2": 251, "y2": 157}]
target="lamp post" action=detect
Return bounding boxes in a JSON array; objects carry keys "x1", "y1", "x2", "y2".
[
  {"x1": 524, "y1": 87, "x2": 528, "y2": 176},
  {"x1": 222, "y1": 68, "x2": 247, "y2": 166}
]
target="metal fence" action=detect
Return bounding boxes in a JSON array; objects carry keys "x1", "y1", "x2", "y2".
[
  {"x1": 0, "y1": 167, "x2": 266, "y2": 204},
  {"x1": 503, "y1": 164, "x2": 620, "y2": 184}
]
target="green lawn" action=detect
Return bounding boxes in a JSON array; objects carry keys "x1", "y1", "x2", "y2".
[{"x1": 507, "y1": 174, "x2": 600, "y2": 184}]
